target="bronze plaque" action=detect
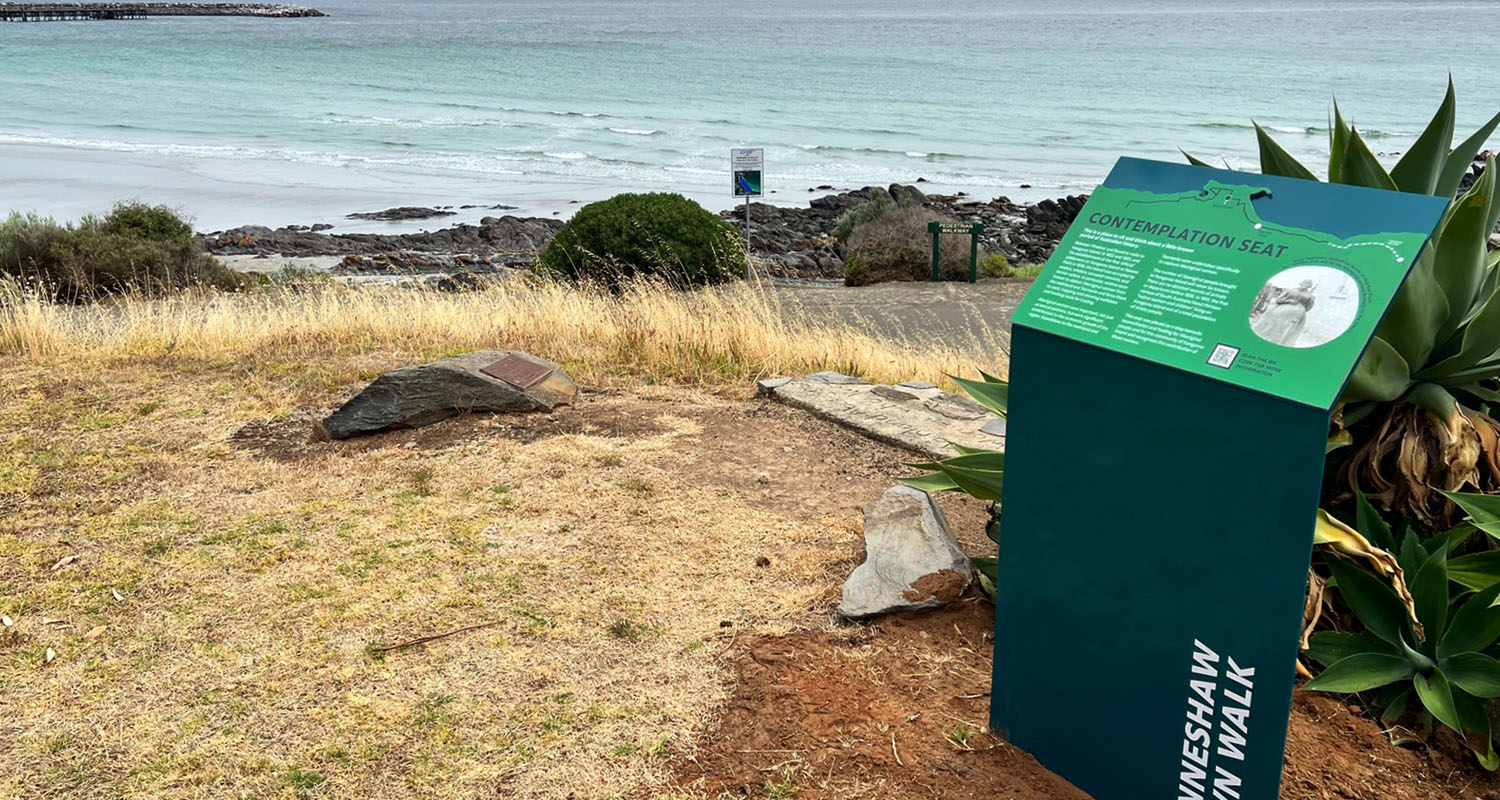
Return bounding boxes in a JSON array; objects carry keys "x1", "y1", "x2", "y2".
[{"x1": 481, "y1": 354, "x2": 553, "y2": 389}]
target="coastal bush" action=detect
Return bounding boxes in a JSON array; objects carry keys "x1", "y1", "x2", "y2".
[
  {"x1": 0, "y1": 203, "x2": 239, "y2": 300},
  {"x1": 536, "y1": 193, "x2": 745, "y2": 289},
  {"x1": 832, "y1": 186, "x2": 899, "y2": 248},
  {"x1": 842, "y1": 206, "x2": 982, "y2": 286}
]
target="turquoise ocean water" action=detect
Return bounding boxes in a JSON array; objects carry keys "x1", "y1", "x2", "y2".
[{"x1": 2, "y1": 0, "x2": 1499, "y2": 231}]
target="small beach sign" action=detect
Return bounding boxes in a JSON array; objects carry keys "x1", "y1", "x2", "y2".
[{"x1": 731, "y1": 148, "x2": 764, "y2": 197}]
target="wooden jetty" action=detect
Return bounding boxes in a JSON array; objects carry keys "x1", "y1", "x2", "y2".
[{"x1": 0, "y1": 3, "x2": 325, "y2": 21}]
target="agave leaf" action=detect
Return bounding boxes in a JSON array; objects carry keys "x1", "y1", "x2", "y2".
[
  {"x1": 1427, "y1": 280, "x2": 1500, "y2": 377},
  {"x1": 1405, "y1": 383, "x2": 1461, "y2": 431},
  {"x1": 1355, "y1": 490, "x2": 1396, "y2": 552},
  {"x1": 971, "y1": 556, "x2": 997, "y2": 600},
  {"x1": 977, "y1": 369, "x2": 1006, "y2": 384},
  {"x1": 1484, "y1": 163, "x2": 1500, "y2": 239},
  {"x1": 1443, "y1": 652, "x2": 1500, "y2": 698},
  {"x1": 1391, "y1": 78, "x2": 1457, "y2": 196},
  {"x1": 1329, "y1": 101, "x2": 1351, "y2": 183},
  {"x1": 1433, "y1": 158, "x2": 1497, "y2": 341},
  {"x1": 1255, "y1": 122, "x2": 1318, "y2": 181},
  {"x1": 1305, "y1": 630, "x2": 1396, "y2": 667},
  {"x1": 1415, "y1": 670, "x2": 1463, "y2": 733},
  {"x1": 1439, "y1": 109, "x2": 1500, "y2": 198},
  {"x1": 1341, "y1": 337, "x2": 1413, "y2": 403},
  {"x1": 1302, "y1": 653, "x2": 1414, "y2": 693},
  {"x1": 1448, "y1": 551, "x2": 1500, "y2": 592},
  {"x1": 1411, "y1": 545, "x2": 1451, "y2": 645},
  {"x1": 1376, "y1": 246, "x2": 1448, "y2": 370},
  {"x1": 1181, "y1": 149, "x2": 1214, "y2": 168},
  {"x1": 1321, "y1": 529, "x2": 1422, "y2": 641},
  {"x1": 1340, "y1": 128, "x2": 1399, "y2": 191},
  {"x1": 1442, "y1": 490, "x2": 1500, "y2": 542},
  {"x1": 933, "y1": 462, "x2": 1004, "y2": 502},
  {"x1": 1440, "y1": 581, "x2": 1500, "y2": 657},
  {"x1": 1456, "y1": 382, "x2": 1500, "y2": 404},
  {"x1": 900, "y1": 472, "x2": 960, "y2": 493},
  {"x1": 1425, "y1": 523, "x2": 1476, "y2": 554},
  {"x1": 949, "y1": 442, "x2": 991, "y2": 456},
  {"x1": 950, "y1": 374, "x2": 1008, "y2": 417},
  {"x1": 1452, "y1": 689, "x2": 1500, "y2": 771}
]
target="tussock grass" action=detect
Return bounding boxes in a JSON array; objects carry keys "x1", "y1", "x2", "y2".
[{"x1": 0, "y1": 278, "x2": 998, "y2": 387}]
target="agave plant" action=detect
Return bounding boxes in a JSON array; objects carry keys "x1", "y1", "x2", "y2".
[
  {"x1": 1188, "y1": 81, "x2": 1500, "y2": 525},
  {"x1": 1304, "y1": 494, "x2": 1500, "y2": 769}
]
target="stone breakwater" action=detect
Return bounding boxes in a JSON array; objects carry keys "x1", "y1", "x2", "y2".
[
  {"x1": 0, "y1": 3, "x2": 325, "y2": 21},
  {"x1": 202, "y1": 187, "x2": 1087, "y2": 279}
]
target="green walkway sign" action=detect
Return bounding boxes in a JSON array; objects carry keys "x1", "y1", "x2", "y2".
[
  {"x1": 994, "y1": 157, "x2": 1447, "y2": 800},
  {"x1": 927, "y1": 219, "x2": 983, "y2": 283}
]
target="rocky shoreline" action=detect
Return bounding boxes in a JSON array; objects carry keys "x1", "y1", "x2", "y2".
[{"x1": 203, "y1": 186, "x2": 1086, "y2": 281}]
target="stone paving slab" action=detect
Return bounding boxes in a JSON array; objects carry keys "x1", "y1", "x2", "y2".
[{"x1": 758, "y1": 371, "x2": 1004, "y2": 459}]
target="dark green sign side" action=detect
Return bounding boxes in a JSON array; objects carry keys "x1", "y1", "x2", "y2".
[{"x1": 993, "y1": 325, "x2": 1328, "y2": 799}]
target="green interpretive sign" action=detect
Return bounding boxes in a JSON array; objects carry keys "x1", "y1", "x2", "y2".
[
  {"x1": 993, "y1": 157, "x2": 1448, "y2": 800},
  {"x1": 1014, "y1": 171, "x2": 1433, "y2": 409}
]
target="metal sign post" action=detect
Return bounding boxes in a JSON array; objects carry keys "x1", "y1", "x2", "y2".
[
  {"x1": 926, "y1": 220, "x2": 984, "y2": 283},
  {"x1": 731, "y1": 148, "x2": 764, "y2": 280}
]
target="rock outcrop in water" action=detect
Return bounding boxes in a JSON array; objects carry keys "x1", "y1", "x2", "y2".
[
  {"x1": 204, "y1": 215, "x2": 564, "y2": 273},
  {"x1": 204, "y1": 186, "x2": 1086, "y2": 279}
]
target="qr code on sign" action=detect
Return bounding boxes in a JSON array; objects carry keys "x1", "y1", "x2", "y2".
[{"x1": 1207, "y1": 343, "x2": 1239, "y2": 369}]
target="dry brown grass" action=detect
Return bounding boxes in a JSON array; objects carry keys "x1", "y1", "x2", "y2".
[
  {"x1": 0, "y1": 278, "x2": 1001, "y2": 387},
  {"x1": 0, "y1": 280, "x2": 1002, "y2": 799}
]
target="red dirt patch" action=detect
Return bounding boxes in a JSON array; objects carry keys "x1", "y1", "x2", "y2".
[
  {"x1": 674, "y1": 595, "x2": 1092, "y2": 800},
  {"x1": 677, "y1": 597, "x2": 1500, "y2": 800},
  {"x1": 1282, "y1": 693, "x2": 1500, "y2": 799},
  {"x1": 902, "y1": 569, "x2": 968, "y2": 603}
]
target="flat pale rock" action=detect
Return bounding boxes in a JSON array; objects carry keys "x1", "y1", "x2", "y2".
[
  {"x1": 761, "y1": 371, "x2": 1003, "y2": 458},
  {"x1": 839, "y1": 485, "x2": 974, "y2": 619},
  {"x1": 321, "y1": 350, "x2": 575, "y2": 439}
]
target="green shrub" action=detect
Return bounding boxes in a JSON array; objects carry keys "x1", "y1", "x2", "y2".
[
  {"x1": 841, "y1": 206, "x2": 982, "y2": 286},
  {"x1": 0, "y1": 202, "x2": 239, "y2": 300},
  {"x1": 536, "y1": 192, "x2": 745, "y2": 289},
  {"x1": 832, "y1": 187, "x2": 898, "y2": 248}
]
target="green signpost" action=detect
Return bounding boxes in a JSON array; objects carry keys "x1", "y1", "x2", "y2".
[
  {"x1": 927, "y1": 219, "x2": 983, "y2": 282},
  {"x1": 994, "y1": 157, "x2": 1448, "y2": 800}
]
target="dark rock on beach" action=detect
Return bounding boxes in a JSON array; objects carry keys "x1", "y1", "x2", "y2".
[
  {"x1": 346, "y1": 206, "x2": 458, "y2": 222},
  {"x1": 204, "y1": 215, "x2": 564, "y2": 273}
]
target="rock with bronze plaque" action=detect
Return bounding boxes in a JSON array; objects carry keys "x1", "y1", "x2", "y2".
[{"x1": 320, "y1": 350, "x2": 575, "y2": 439}]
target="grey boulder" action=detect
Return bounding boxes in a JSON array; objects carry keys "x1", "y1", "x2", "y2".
[
  {"x1": 321, "y1": 350, "x2": 575, "y2": 439},
  {"x1": 838, "y1": 485, "x2": 974, "y2": 619}
]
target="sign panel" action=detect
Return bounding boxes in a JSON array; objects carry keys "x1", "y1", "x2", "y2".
[
  {"x1": 1013, "y1": 158, "x2": 1446, "y2": 409},
  {"x1": 731, "y1": 148, "x2": 764, "y2": 197},
  {"x1": 993, "y1": 157, "x2": 1447, "y2": 800}
]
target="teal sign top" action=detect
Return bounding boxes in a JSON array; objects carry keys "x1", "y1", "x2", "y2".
[{"x1": 1013, "y1": 158, "x2": 1448, "y2": 409}]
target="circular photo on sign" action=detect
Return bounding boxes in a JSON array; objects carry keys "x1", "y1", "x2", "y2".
[{"x1": 1248, "y1": 266, "x2": 1359, "y2": 348}]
